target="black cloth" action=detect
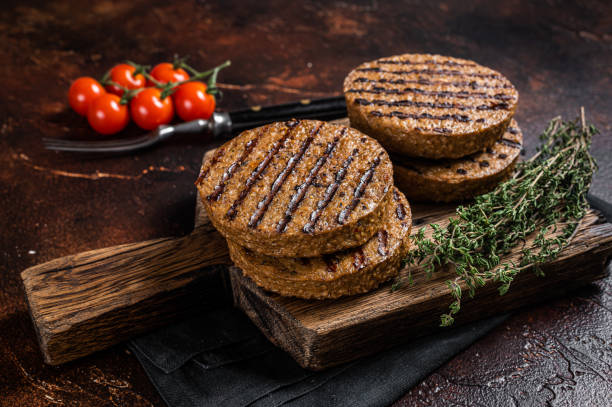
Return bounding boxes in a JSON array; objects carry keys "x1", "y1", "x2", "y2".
[
  {"x1": 130, "y1": 308, "x2": 508, "y2": 407},
  {"x1": 129, "y1": 193, "x2": 611, "y2": 407}
]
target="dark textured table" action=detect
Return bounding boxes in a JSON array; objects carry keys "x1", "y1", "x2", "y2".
[{"x1": 1, "y1": 1, "x2": 611, "y2": 405}]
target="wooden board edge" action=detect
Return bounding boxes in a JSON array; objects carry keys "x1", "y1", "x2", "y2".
[
  {"x1": 229, "y1": 266, "x2": 321, "y2": 369},
  {"x1": 311, "y1": 256, "x2": 611, "y2": 369},
  {"x1": 41, "y1": 266, "x2": 232, "y2": 365},
  {"x1": 21, "y1": 278, "x2": 54, "y2": 364},
  {"x1": 235, "y1": 257, "x2": 610, "y2": 370}
]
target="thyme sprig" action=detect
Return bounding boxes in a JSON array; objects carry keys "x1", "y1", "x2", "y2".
[{"x1": 394, "y1": 109, "x2": 598, "y2": 326}]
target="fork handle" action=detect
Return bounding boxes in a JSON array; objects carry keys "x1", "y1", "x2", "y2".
[
  {"x1": 159, "y1": 119, "x2": 213, "y2": 139},
  {"x1": 165, "y1": 97, "x2": 347, "y2": 139},
  {"x1": 228, "y1": 96, "x2": 347, "y2": 134}
]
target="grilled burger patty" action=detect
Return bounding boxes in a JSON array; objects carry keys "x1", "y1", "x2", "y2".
[
  {"x1": 228, "y1": 187, "x2": 411, "y2": 299},
  {"x1": 394, "y1": 120, "x2": 523, "y2": 202},
  {"x1": 196, "y1": 119, "x2": 394, "y2": 258},
  {"x1": 344, "y1": 53, "x2": 519, "y2": 159}
]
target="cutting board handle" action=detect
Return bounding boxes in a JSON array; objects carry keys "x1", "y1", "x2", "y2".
[{"x1": 21, "y1": 224, "x2": 231, "y2": 365}]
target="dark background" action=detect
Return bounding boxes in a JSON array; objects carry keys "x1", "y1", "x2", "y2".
[{"x1": 1, "y1": 0, "x2": 611, "y2": 405}]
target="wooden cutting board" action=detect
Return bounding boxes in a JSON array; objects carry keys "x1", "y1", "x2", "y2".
[
  {"x1": 21, "y1": 147, "x2": 612, "y2": 368},
  {"x1": 230, "y1": 207, "x2": 612, "y2": 369}
]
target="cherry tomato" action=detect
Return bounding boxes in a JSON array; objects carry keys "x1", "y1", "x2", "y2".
[
  {"x1": 68, "y1": 77, "x2": 105, "y2": 116},
  {"x1": 173, "y1": 81, "x2": 216, "y2": 121},
  {"x1": 149, "y1": 62, "x2": 189, "y2": 85},
  {"x1": 87, "y1": 94, "x2": 129, "y2": 135},
  {"x1": 130, "y1": 88, "x2": 174, "y2": 130},
  {"x1": 106, "y1": 63, "x2": 145, "y2": 96}
]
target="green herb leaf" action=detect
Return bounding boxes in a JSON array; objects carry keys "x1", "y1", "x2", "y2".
[{"x1": 394, "y1": 109, "x2": 597, "y2": 325}]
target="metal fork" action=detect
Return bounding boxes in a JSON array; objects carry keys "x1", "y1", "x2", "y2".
[{"x1": 43, "y1": 96, "x2": 347, "y2": 153}]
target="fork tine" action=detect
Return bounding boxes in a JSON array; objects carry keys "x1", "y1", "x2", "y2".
[
  {"x1": 44, "y1": 143, "x2": 147, "y2": 153},
  {"x1": 43, "y1": 135, "x2": 158, "y2": 152},
  {"x1": 43, "y1": 136, "x2": 157, "y2": 152},
  {"x1": 43, "y1": 135, "x2": 153, "y2": 148}
]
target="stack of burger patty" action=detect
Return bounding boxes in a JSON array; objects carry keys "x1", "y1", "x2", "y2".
[
  {"x1": 196, "y1": 120, "x2": 412, "y2": 299},
  {"x1": 344, "y1": 53, "x2": 522, "y2": 202}
]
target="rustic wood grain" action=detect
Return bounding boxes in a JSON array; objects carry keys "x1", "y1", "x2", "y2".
[
  {"x1": 21, "y1": 224, "x2": 231, "y2": 365},
  {"x1": 230, "y1": 207, "x2": 612, "y2": 370}
]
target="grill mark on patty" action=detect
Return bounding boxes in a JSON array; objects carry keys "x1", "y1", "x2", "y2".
[
  {"x1": 499, "y1": 137, "x2": 522, "y2": 149},
  {"x1": 353, "y1": 248, "x2": 367, "y2": 270},
  {"x1": 355, "y1": 67, "x2": 504, "y2": 79},
  {"x1": 397, "y1": 130, "x2": 520, "y2": 176},
  {"x1": 226, "y1": 120, "x2": 300, "y2": 220},
  {"x1": 248, "y1": 123, "x2": 321, "y2": 229},
  {"x1": 276, "y1": 128, "x2": 345, "y2": 233},
  {"x1": 377, "y1": 230, "x2": 389, "y2": 256},
  {"x1": 370, "y1": 110, "x2": 471, "y2": 123},
  {"x1": 303, "y1": 148, "x2": 359, "y2": 233},
  {"x1": 393, "y1": 190, "x2": 407, "y2": 220},
  {"x1": 352, "y1": 77, "x2": 513, "y2": 90},
  {"x1": 353, "y1": 97, "x2": 510, "y2": 112},
  {"x1": 207, "y1": 132, "x2": 263, "y2": 201},
  {"x1": 195, "y1": 147, "x2": 226, "y2": 185},
  {"x1": 377, "y1": 59, "x2": 477, "y2": 67},
  {"x1": 433, "y1": 127, "x2": 452, "y2": 133},
  {"x1": 337, "y1": 154, "x2": 383, "y2": 225},
  {"x1": 347, "y1": 87, "x2": 515, "y2": 102},
  {"x1": 396, "y1": 204, "x2": 407, "y2": 220},
  {"x1": 392, "y1": 189, "x2": 401, "y2": 201}
]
